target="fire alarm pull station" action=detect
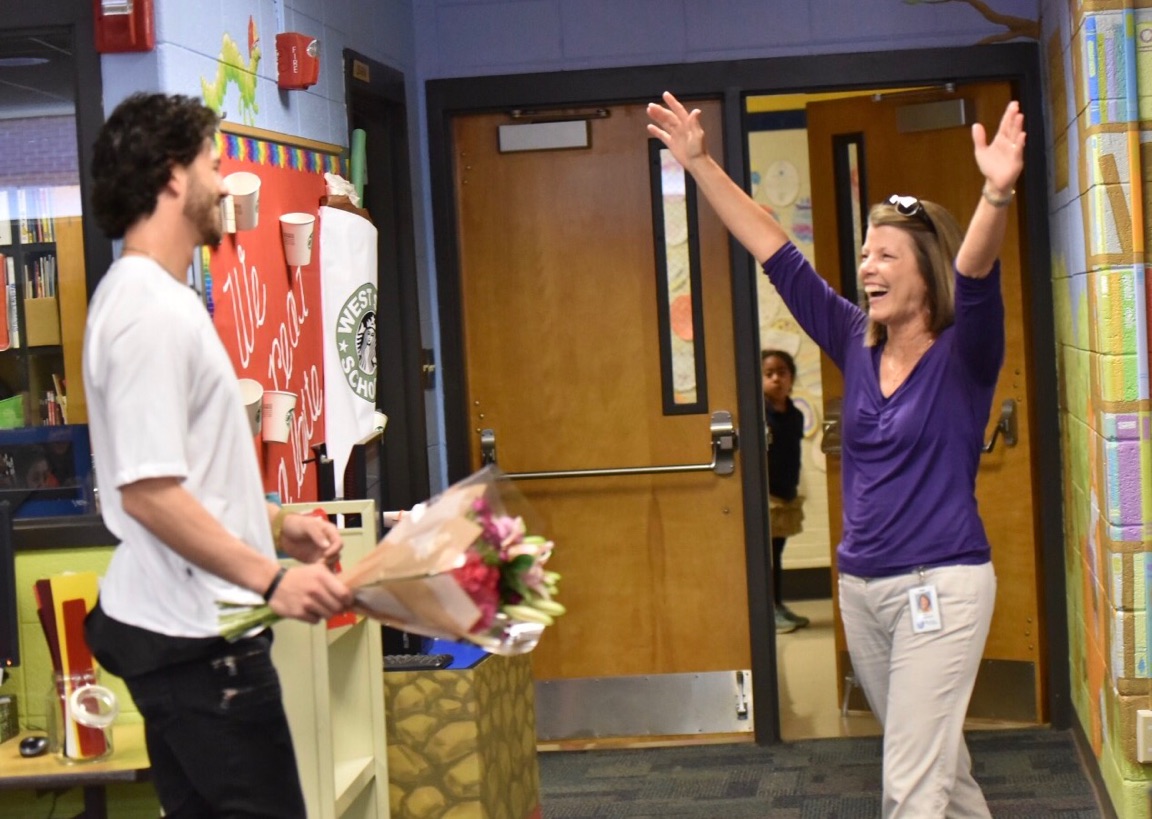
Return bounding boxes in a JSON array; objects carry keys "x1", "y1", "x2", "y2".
[
  {"x1": 94, "y1": 0, "x2": 155, "y2": 54},
  {"x1": 276, "y1": 33, "x2": 320, "y2": 90}
]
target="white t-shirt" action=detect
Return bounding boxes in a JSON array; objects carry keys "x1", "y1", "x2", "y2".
[{"x1": 83, "y1": 256, "x2": 273, "y2": 637}]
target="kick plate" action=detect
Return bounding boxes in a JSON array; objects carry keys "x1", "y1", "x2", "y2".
[{"x1": 535, "y1": 670, "x2": 754, "y2": 741}]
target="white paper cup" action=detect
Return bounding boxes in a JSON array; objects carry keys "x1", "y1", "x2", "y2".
[
  {"x1": 261, "y1": 390, "x2": 297, "y2": 443},
  {"x1": 373, "y1": 411, "x2": 389, "y2": 433},
  {"x1": 224, "y1": 172, "x2": 261, "y2": 230},
  {"x1": 280, "y1": 212, "x2": 316, "y2": 267},
  {"x1": 221, "y1": 195, "x2": 237, "y2": 234},
  {"x1": 237, "y1": 378, "x2": 263, "y2": 437}
]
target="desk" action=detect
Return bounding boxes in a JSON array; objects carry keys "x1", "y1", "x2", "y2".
[{"x1": 0, "y1": 724, "x2": 149, "y2": 819}]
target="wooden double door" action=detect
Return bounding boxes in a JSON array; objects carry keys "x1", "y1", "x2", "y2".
[
  {"x1": 807, "y1": 81, "x2": 1044, "y2": 722},
  {"x1": 449, "y1": 81, "x2": 1045, "y2": 738}
]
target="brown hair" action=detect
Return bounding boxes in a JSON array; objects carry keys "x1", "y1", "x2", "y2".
[
  {"x1": 91, "y1": 93, "x2": 220, "y2": 239},
  {"x1": 862, "y1": 199, "x2": 963, "y2": 347}
]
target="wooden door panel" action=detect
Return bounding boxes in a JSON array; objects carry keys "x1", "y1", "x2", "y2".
[
  {"x1": 806, "y1": 84, "x2": 1043, "y2": 717},
  {"x1": 455, "y1": 102, "x2": 749, "y2": 681}
]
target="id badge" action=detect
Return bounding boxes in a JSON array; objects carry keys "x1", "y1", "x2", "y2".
[{"x1": 908, "y1": 584, "x2": 942, "y2": 633}]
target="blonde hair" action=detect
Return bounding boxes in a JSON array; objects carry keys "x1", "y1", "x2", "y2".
[{"x1": 862, "y1": 199, "x2": 963, "y2": 347}]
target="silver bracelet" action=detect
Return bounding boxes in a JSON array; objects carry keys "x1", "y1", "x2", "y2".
[{"x1": 982, "y1": 185, "x2": 1014, "y2": 207}]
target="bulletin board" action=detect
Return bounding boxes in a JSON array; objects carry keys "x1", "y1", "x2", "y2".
[{"x1": 205, "y1": 123, "x2": 345, "y2": 504}]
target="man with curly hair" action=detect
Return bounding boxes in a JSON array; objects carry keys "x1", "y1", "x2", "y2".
[{"x1": 82, "y1": 92, "x2": 353, "y2": 818}]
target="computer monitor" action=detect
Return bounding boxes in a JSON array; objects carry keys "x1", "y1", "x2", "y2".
[
  {"x1": 342, "y1": 429, "x2": 384, "y2": 533},
  {"x1": 0, "y1": 501, "x2": 18, "y2": 671}
]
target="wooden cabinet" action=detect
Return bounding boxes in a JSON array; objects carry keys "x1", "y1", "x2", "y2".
[{"x1": 272, "y1": 499, "x2": 390, "y2": 819}]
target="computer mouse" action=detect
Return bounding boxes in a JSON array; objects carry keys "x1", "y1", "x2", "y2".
[{"x1": 18, "y1": 735, "x2": 48, "y2": 758}]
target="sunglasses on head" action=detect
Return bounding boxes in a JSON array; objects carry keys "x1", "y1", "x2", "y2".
[{"x1": 887, "y1": 194, "x2": 935, "y2": 231}]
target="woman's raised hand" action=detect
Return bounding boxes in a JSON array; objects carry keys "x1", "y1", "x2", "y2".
[
  {"x1": 647, "y1": 90, "x2": 790, "y2": 263},
  {"x1": 971, "y1": 100, "x2": 1025, "y2": 196},
  {"x1": 646, "y1": 91, "x2": 708, "y2": 169}
]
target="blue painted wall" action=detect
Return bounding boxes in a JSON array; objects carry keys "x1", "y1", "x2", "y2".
[
  {"x1": 414, "y1": 0, "x2": 1037, "y2": 79},
  {"x1": 99, "y1": 0, "x2": 1040, "y2": 491}
]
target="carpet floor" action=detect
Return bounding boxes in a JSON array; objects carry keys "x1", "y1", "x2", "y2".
[{"x1": 538, "y1": 728, "x2": 1104, "y2": 817}]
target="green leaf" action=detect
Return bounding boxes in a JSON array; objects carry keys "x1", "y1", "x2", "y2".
[{"x1": 505, "y1": 554, "x2": 535, "y2": 574}]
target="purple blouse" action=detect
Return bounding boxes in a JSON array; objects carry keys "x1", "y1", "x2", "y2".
[{"x1": 763, "y1": 243, "x2": 1003, "y2": 577}]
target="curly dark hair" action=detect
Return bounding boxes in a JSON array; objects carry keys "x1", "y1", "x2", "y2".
[{"x1": 91, "y1": 93, "x2": 220, "y2": 239}]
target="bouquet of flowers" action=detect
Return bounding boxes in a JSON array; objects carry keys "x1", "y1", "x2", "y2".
[{"x1": 219, "y1": 466, "x2": 564, "y2": 655}]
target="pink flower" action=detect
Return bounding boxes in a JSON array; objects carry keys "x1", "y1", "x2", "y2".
[
  {"x1": 507, "y1": 538, "x2": 552, "y2": 562},
  {"x1": 519, "y1": 562, "x2": 547, "y2": 596},
  {"x1": 491, "y1": 515, "x2": 526, "y2": 551}
]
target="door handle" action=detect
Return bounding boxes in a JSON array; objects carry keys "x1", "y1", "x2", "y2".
[
  {"x1": 820, "y1": 398, "x2": 843, "y2": 457},
  {"x1": 982, "y1": 398, "x2": 1018, "y2": 453},
  {"x1": 480, "y1": 410, "x2": 738, "y2": 480}
]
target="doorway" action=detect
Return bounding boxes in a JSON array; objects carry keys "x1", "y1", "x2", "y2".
[
  {"x1": 748, "y1": 82, "x2": 1047, "y2": 738},
  {"x1": 426, "y1": 43, "x2": 1066, "y2": 743},
  {"x1": 344, "y1": 50, "x2": 429, "y2": 511}
]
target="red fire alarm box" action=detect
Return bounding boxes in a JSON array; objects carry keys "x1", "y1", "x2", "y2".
[
  {"x1": 275, "y1": 33, "x2": 320, "y2": 90},
  {"x1": 93, "y1": 0, "x2": 155, "y2": 54}
]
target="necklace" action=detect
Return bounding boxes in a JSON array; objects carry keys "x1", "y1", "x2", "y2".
[
  {"x1": 122, "y1": 246, "x2": 158, "y2": 263},
  {"x1": 880, "y1": 336, "x2": 934, "y2": 395},
  {"x1": 122, "y1": 246, "x2": 174, "y2": 278}
]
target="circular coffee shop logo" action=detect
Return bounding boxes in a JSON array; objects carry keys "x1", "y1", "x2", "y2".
[{"x1": 337, "y1": 282, "x2": 377, "y2": 403}]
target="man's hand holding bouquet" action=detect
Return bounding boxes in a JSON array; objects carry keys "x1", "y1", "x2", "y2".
[
  {"x1": 219, "y1": 466, "x2": 564, "y2": 655},
  {"x1": 262, "y1": 508, "x2": 351, "y2": 625}
]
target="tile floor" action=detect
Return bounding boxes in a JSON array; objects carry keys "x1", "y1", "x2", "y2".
[{"x1": 775, "y1": 598, "x2": 882, "y2": 741}]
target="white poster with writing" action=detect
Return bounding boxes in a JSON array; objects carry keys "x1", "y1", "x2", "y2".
[{"x1": 319, "y1": 206, "x2": 378, "y2": 491}]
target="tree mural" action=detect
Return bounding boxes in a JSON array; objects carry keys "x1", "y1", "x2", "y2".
[{"x1": 904, "y1": 0, "x2": 1039, "y2": 42}]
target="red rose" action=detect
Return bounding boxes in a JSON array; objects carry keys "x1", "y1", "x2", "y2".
[{"x1": 452, "y1": 550, "x2": 501, "y2": 629}]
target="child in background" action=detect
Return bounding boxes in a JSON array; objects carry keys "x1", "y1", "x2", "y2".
[{"x1": 762, "y1": 350, "x2": 808, "y2": 633}]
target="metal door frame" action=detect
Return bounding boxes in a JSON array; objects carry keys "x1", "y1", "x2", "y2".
[{"x1": 425, "y1": 42, "x2": 1065, "y2": 740}]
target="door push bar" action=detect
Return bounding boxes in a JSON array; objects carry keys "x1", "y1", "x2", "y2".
[
  {"x1": 479, "y1": 410, "x2": 738, "y2": 480},
  {"x1": 982, "y1": 398, "x2": 1018, "y2": 453}
]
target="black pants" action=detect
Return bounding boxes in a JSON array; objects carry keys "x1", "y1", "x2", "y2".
[
  {"x1": 772, "y1": 537, "x2": 786, "y2": 605},
  {"x1": 123, "y1": 634, "x2": 306, "y2": 818}
]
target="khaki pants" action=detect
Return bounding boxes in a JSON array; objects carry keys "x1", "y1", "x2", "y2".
[{"x1": 839, "y1": 563, "x2": 996, "y2": 818}]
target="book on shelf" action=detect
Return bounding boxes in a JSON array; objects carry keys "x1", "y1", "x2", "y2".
[
  {"x1": 23, "y1": 254, "x2": 57, "y2": 299},
  {"x1": 45, "y1": 390, "x2": 62, "y2": 426},
  {"x1": 52, "y1": 374, "x2": 67, "y2": 425},
  {"x1": 0, "y1": 254, "x2": 7, "y2": 352},
  {"x1": 4, "y1": 256, "x2": 16, "y2": 349},
  {"x1": 15, "y1": 187, "x2": 55, "y2": 244},
  {"x1": 0, "y1": 191, "x2": 11, "y2": 247}
]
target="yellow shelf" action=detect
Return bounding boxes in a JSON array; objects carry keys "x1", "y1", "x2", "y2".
[
  {"x1": 273, "y1": 499, "x2": 389, "y2": 819},
  {"x1": 333, "y1": 755, "x2": 375, "y2": 817}
]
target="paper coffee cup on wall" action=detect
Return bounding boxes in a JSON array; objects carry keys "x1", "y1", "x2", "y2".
[
  {"x1": 261, "y1": 390, "x2": 297, "y2": 444},
  {"x1": 221, "y1": 195, "x2": 237, "y2": 234},
  {"x1": 237, "y1": 378, "x2": 263, "y2": 437},
  {"x1": 224, "y1": 172, "x2": 261, "y2": 230},
  {"x1": 280, "y1": 212, "x2": 316, "y2": 267}
]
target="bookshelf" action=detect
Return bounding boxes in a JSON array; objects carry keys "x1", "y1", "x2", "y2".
[
  {"x1": 0, "y1": 187, "x2": 86, "y2": 430},
  {"x1": 272, "y1": 499, "x2": 390, "y2": 819}
]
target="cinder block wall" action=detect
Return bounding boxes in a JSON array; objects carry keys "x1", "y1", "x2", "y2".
[{"x1": 1043, "y1": 2, "x2": 1152, "y2": 815}]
